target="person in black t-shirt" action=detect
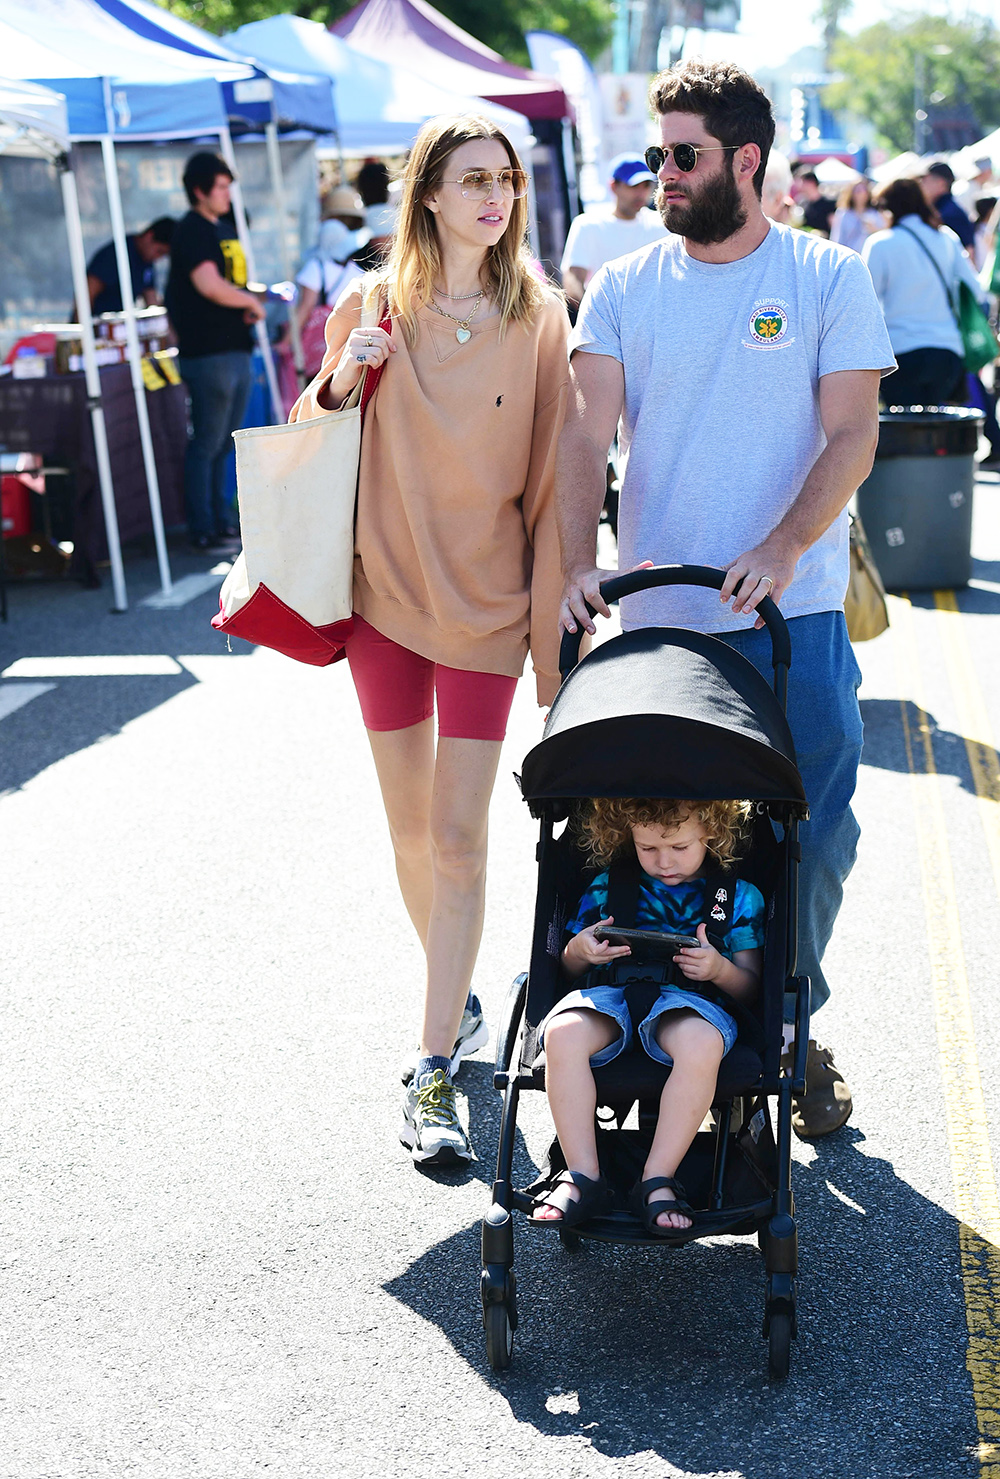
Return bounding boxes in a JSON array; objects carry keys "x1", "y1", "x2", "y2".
[
  {"x1": 796, "y1": 170, "x2": 836, "y2": 237},
  {"x1": 165, "y1": 151, "x2": 266, "y2": 552},
  {"x1": 86, "y1": 217, "x2": 175, "y2": 315}
]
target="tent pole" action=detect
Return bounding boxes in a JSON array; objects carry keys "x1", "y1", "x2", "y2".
[
  {"x1": 218, "y1": 127, "x2": 282, "y2": 425},
  {"x1": 59, "y1": 157, "x2": 127, "y2": 613},
  {"x1": 265, "y1": 120, "x2": 306, "y2": 393},
  {"x1": 100, "y1": 134, "x2": 172, "y2": 596}
]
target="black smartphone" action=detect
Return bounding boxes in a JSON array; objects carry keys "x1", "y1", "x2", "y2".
[{"x1": 593, "y1": 926, "x2": 700, "y2": 962}]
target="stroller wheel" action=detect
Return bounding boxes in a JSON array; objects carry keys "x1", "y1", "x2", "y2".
[
  {"x1": 767, "y1": 1312, "x2": 792, "y2": 1380},
  {"x1": 558, "y1": 1228, "x2": 582, "y2": 1251},
  {"x1": 484, "y1": 1302, "x2": 514, "y2": 1371}
]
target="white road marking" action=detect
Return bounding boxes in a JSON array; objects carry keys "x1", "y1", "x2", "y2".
[
  {"x1": 0, "y1": 682, "x2": 56, "y2": 721},
  {"x1": 1, "y1": 656, "x2": 183, "y2": 679},
  {"x1": 140, "y1": 567, "x2": 231, "y2": 610}
]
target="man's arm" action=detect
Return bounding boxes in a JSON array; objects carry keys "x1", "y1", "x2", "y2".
[
  {"x1": 562, "y1": 264, "x2": 589, "y2": 310},
  {"x1": 720, "y1": 368, "x2": 881, "y2": 625},
  {"x1": 87, "y1": 274, "x2": 104, "y2": 310},
  {"x1": 556, "y1": 349, "x2": 626, "y2": 634},
  {"x1": 190, "y1": 260, "x2": 265, "y2": 319}
]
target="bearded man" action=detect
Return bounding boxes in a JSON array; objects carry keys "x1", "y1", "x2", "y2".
[{"x1": 556, "y1": 59, "x2": 895, "y2": 1138}]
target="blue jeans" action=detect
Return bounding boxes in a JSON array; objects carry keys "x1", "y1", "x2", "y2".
[
  {"x1": 178, "y1": 351, "x2": 252, "y2": 539},
  {"x1": 716, "y1": 611, "x2": 863, "y2": 1015}
]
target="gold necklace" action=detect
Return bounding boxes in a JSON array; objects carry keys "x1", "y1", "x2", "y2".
[{"x1": 428, "y1": 291, "x2": 483, "y2": 343}]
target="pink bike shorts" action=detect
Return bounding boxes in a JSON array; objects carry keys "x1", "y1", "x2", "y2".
[{"x1": 346, "y1": 615, "x2": 518, "y2": 741}]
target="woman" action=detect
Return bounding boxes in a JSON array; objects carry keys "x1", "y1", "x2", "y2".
[
  {"x1": 829, "y1": 179, "x2": 882, "y2": 254},
  {"x1": 292, "y1": 218, "x2": 364, "y2": 380},
  {"x1": 291, "y1": 116, "x2": 569, "y2": 1170},
  {"x1": 863, "y1": 176, "x2": 984, "y2": 406}
]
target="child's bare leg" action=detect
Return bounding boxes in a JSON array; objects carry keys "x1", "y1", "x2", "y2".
[
  {"x1": 642, "y1": 1011, "x2": 726, "y2": 1230},
  {"x1": 533, "y1": 1008, "x2": 619, "y2": 1221}
]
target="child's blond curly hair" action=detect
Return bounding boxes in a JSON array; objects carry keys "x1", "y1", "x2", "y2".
[{"x1": 580, "y1": 798, "x2": 752, "y2": 870}]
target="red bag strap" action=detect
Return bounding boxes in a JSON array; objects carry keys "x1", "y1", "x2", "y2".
[{"x1": 359, "y1": 304, "x2": 392, "y2": 421}]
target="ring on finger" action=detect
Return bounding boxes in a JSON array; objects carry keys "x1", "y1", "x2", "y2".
[
  {"x1": 365, "y1": 335, "x2": 374, "y2": 347},
  {"x1": 760, "y1": 575, "x2": 773, "y2": 592},
  {"x1": 356, "y1": 353, "x2": 367, "y2": 362}
]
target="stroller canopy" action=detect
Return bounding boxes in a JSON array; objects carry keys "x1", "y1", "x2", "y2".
[{"x1": 521, "y1": 628, "x2": 807, "y2": 810}]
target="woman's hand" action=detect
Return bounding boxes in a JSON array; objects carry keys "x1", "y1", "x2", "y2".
[
  {"x1": 337, "y1": 324, "x2": 395, "y2": 387},
  {"x1": 673, "y1": 923, "x2": 723, "y2": 983},
  {"x1": 562, "y1": 916, "x2": 631, "y2": 979}
]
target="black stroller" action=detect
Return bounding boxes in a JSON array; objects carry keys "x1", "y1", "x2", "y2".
[{"x1": 480, "y1": 566, "x2": 811, "y2": 1380}]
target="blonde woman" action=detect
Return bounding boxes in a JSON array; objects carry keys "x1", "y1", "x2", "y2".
[{"x1": 292, "y1": 116, "x2": 569, "y2": 1169}]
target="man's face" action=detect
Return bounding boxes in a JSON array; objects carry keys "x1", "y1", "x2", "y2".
[
  {"x1": 922, "y1": 172, "x2": 947, "y2": 204},
  {"x1": 654, "y1": 110, "x2": 748, "y2": 245},
  {"x1": 798, "y1": 177, "x2": 819, "y2": 200},
  {"x1": 611, "y1": 178, "x2": 654, "y2": 218},
  {"x1": 195, "y1": 174, "x2": 233, "y2": 218},
  {"x1": 136, "y1": 233, "x2": 171, "y2": 264}
]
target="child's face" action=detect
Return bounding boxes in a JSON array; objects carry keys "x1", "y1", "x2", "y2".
[{"x1": 631, "y1": 815, "x2": 710, "y2": 886}]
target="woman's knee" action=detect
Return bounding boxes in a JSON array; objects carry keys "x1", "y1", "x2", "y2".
[{"x1": 429, "y1": 819, "x2": 487, "y2": 884}]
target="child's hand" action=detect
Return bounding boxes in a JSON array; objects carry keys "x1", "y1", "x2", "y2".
[
  {"x1": 562, "y1": 916, "x2": 632, "y2": 976},
  {"x1": 673, "y1": 923, "x2": 722, "y2": 983}
]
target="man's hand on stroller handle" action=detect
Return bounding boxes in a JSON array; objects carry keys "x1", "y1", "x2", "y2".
[
  {"x1": 560, "y1": 562, "x2": 655, "y2": 636},
  {"x1": 721, "y1": 532, "x2": 801, "y2": 630},
  {"x1": 562, "y1": 917, "x2": 633, "y2": 978}
]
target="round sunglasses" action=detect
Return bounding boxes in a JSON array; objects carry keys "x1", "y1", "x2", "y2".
[{"x1": 644, "y1": 143, "x2": 739, "y2": 175}]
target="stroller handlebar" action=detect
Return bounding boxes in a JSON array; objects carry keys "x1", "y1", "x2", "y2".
[{"x1": 558, "y1": 564, "x2": 792, "y2": 695}]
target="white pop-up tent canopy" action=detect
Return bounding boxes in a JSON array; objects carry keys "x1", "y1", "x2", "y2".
[{"x1": 0, "y1": 77, "x2": 127, "y2": 609}]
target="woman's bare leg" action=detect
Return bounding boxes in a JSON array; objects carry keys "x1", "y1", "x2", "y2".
[
  {"x1": 533, "y1": 1008, "x2": 619, "y2": 1220},
  {"x1": 365, "y1": 719, "x2": 436, "y2": 947},
  {"x1": 642, "y1": 1011, "x2": 725, "y2": 1230},
  {"x1": 419, "y1": 735, "x2": 503, "y2": 1059}
]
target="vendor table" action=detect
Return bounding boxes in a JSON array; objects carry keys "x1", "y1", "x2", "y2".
[{"x1": 0, "y1": 363, "x2": 186, "y2": 584}]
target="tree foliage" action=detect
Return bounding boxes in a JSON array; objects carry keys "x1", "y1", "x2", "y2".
[
  {"x1": 154, "y1": 0, "x2": 614, "y2": 66},
  {"x1": 825, "y1": 11, "x2": 1000, "y2": 154}
]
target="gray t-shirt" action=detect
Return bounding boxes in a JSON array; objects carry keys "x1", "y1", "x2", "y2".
[{"x1": 570, "y1": 222, "x2": 895, "y2": 633}]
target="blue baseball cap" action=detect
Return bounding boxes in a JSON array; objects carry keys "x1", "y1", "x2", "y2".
[{"x1": 610, "y1": 153, "x2": 656, "y2": 186}]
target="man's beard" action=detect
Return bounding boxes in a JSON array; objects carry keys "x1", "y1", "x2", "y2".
[{"x1": 657, "y1": 163, "x2": 747, "y2": 244}]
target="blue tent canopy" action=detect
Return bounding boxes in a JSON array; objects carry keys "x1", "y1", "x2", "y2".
[{"x1": 91, "y1": 0, "x2": 337, "y2": 136}]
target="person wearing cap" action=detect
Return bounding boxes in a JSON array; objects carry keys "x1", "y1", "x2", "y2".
[
  {"x1": 921, "y1": 162, "x2": 976, "y2": 251},
  {"x1": 560, "y1": 154, "x2": 667, "y2": 310},
  {"x1": 953, "y1": 157, "x2": 994, "y2": 218}
]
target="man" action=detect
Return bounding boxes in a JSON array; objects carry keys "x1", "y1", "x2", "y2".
[
  {"x1": 560, "y1": 154, "x2": 668, "y2": 310},
  {"x1": 165, "y1": 152, "x2": 266, "y2": 554},
  {"x1": 557, "y1": 59, "x2": 895, "y2": 1138},
  {"x1": 795, "y1": 170, "x2": 836, "y2": 236},
  {"x1": 953, "y1": 156, "x2": 993, "y2": 217},
  {"x1": 86, "y1": 218, "x2": 175, "y2": 315},
  {"x1": 921, "y1": 161, "x2": 976, "y2": 252}
]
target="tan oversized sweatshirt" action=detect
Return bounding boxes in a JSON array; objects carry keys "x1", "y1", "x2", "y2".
[{"x1": 290, "y1": 280, "x2": 570, "y2": 705}]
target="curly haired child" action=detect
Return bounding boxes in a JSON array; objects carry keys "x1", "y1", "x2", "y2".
[{"x1": 531, "y1": 797, "x2": 765, "y2": 1233}]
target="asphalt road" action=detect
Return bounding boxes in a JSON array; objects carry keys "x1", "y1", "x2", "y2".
[{"x1": 1, "y1": 487, "x2": 999, "y2": 1479}]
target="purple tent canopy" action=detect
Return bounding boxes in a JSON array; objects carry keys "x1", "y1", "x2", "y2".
[{"x1": 332, "y1": 0, "x2": 570, "y2": 121}]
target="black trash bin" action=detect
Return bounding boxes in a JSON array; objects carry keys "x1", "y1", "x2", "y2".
[{"x1": 855, "y1": 406, "x2": 982, "y2": 591}]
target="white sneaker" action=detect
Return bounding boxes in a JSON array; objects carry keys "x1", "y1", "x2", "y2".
[
  {"x1": 399, "y1": 1069, "x2": 474, "y2": 1167},
  {"x1": 399, "y1": 995, "x2": 489, "y2": 1084}
]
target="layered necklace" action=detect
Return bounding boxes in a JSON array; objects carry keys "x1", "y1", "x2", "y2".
[{"x1": 428, "y1": 286, "x2": 484, "y2": 344}]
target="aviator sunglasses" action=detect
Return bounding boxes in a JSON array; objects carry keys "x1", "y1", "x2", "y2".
[
  {"x1": 441, "y1": 168, "x2": 529, "y2": 200},
  {"x1": 644, "y1": 143, "x2": 739, "y2": 174}
]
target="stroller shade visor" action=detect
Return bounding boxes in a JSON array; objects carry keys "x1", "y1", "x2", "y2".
[{"x1": 521, "y1": 628, "x2": 806, "y2": 808}]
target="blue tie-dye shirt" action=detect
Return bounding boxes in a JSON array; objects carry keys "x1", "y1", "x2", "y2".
[{"x1": 566, "y1": 872, "x2": 765, "y2": 960}]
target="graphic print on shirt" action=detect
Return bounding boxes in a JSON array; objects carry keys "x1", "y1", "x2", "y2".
[
  {"x1": 219, "y1": 235, "x2": 248, "y2": 288},
  {"x1": 742, "y1": 296, "x2": 795, "y2": 351}
]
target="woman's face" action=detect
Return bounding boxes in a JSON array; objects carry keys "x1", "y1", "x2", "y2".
[
  {"x1": 852, "y1": 183, "x2": 869, "y2": 210},
  {"x1": 422, "y1": 139, "x2": 516, "y2": 253}
]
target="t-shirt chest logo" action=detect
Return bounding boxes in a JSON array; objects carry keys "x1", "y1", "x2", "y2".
[{"x1": 743, "y1": 297, "x2": 794, "y2": 351}]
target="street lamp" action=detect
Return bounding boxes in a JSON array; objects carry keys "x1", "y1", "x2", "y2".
[{"x1": 914, "y1": 44, "x2": 953, "y2": 155}]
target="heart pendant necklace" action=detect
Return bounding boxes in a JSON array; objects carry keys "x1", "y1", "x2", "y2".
[{"x1": 428, "y1": 290, "x2": 483, "y2": 343}]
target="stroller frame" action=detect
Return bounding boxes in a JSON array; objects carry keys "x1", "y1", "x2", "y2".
[{"x1": 480, "y1": 567, "x2": 812, "y2": 1381}]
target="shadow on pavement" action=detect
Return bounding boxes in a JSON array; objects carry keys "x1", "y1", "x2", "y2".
[
  {"x1": 0, "y1": 547, "x2": 242, "y2": 794},
  {"x1": 384, "y1": 1125, "x2": 979, "y2": 1478},
  {"x1": 860, "y1": 697, "x2": 998, "y2": 801}
]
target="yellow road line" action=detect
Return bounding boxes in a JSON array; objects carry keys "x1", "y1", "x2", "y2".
[
  {"x1": 933, "y1": 588, "x2": 1000, "y2": 903},
  {"x1": 889, "y1": 593, "x2": 1000, "y2": 1477}
]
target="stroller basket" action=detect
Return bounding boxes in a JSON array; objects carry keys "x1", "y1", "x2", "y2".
[{"x1": 480, "y1": 566, "x2": 811, "y2": 1382}]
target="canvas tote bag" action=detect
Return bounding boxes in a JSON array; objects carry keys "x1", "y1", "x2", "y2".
[
  {"x1": 844, "y1": 511, "x2": 889, "y2": 643},
  {"x1": 212, "y1": 297, "x2": 387, "y2": 666}
]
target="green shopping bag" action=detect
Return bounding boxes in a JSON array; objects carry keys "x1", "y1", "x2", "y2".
[{"x1": 957, "y1": 279, "x2": 1000, "y2": 373}]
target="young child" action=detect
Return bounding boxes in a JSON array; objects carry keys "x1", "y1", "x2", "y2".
[{"x1": 532, "y1": 798, "x2": 765, "y2": 1233}]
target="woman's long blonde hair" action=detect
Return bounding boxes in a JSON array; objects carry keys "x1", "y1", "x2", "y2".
[{"x1": 369, "y1": 114, "x2": 546, "y2": 345}]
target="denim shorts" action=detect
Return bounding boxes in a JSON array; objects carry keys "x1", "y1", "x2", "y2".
[{"x1": 537, "y1": 984, "x2": 738, "y2": 1067}]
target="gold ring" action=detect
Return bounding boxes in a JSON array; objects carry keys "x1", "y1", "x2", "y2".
[
  {"x1": 761, "y1": 576, "x2": 773, "y2": 591},
  {"x1": 365, "y1": 335, "x2": 374, "y2": 347}
]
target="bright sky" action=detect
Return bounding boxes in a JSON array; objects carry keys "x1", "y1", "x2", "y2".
[{"x1": 686, "y1": 0, "x2": 1000, "y2": 70}]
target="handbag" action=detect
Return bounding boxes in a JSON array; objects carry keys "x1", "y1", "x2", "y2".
[
  {"x1": 299, "y1": 259, "x2": 352, "y2": 379},
  {"x1": 899, "y1": 223, "x2": 1000, "y2": 374},
  {"x1": 211, "y1": 295, "x2": 389, "y2": 666},
  {"x1": 844, "y1": 510, "x2": 889, "y2": 643}
]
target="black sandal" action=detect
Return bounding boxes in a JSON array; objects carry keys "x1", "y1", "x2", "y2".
[
  {"x1": 629, "y1": 1175, "x2": 695, "y2": 1235},
  {"x1": 529, "y1": 1170, "x2": 612, "y2": 1228}
]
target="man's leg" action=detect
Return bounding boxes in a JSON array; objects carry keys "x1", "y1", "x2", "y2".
[
  {"x1": 717, "y1": 610, "x2": 862, "y2": 1011},
  {"x1": 178, "y1": 354, "x2": 233, "y2": 544},
  {"x1": 210, "y1": 352, "x2": 253, "y2": 537}
]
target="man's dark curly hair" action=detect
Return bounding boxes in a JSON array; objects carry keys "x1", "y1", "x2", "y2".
[{"x1": 649, "y1": 59, "x2": 775, "y2": 199}]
